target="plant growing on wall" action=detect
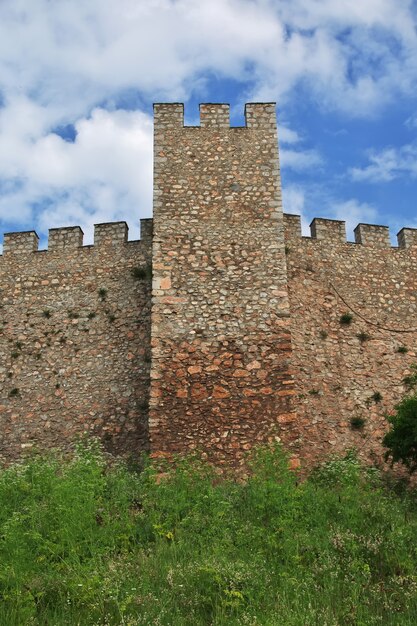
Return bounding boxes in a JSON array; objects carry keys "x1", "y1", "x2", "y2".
[{"x1": 384, "y1": 364, "x2": 417, "y2": 473}]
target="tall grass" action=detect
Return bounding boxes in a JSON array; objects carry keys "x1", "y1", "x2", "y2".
[{"x1": 0, "y1": 441, "x2": 417, "y2": 625}]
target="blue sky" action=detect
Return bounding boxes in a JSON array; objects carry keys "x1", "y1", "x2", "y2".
[{"x1": 0, "y1": 0, "x2": 416, "y2": 247}]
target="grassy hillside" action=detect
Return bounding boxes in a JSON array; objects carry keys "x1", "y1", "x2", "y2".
[{"x1": 0, "y1": 442, "x2": 416, "y2": 625}]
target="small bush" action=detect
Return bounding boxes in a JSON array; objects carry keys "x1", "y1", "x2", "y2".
[
  {"x1": 87, "y1": 312, "x2": 96, "y2": 320},
  {"x1": 319, "y1": 330, "x2": 328, "y2": 339},
  {"x1": 397, "y1": 345, "x2": 409, "y2": 354},
  {"x1": 131, "y1": 265, "x2": 152, "y2": 280},
  {"x1": 43, "y1": 310, "x2": 51, "y2": 319},
  {"x1": 340, "y1": 312, "x2": 353, "y2": 325},
  {"x1": 98, "y1": 288, "x2": 107, "y2": 301},
  {"x1": 8, "y1": 387, "x2": 20, "y2": 397},
  {"x1": 350, "y1": 416, "x2": 366, "y2": 430},
  {"x1": 384, "y1": 394, "x2": 417, "y2": 473},
  {"x1": 372, "y1": 391, "x2": 383, "y2": 403},
  {"x1": 357, "y1": 332, "x2": 371, "y2": 343},
  {"x1": 308, "y1": 389, "x2": 320, "y2": 396},
  {"x1": 68, "y1": 310, "x2": 79, "y2": 319}
]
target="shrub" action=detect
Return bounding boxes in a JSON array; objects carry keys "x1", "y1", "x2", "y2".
[
  {"x1": 350, "y1": 416, "x2": 366, "y2": 430},
  {"x1": 339, "y1": 312, "x2": 353, "y2": 325},
  {"x1": 357, "y1": 332, "x2": 371, "y2": 343},
  {"x1": 397, "y1": 345, "x2": 409, "y2": 354},
  {"x1": 384, "y1": 394, "x2": 417, "y2": 473},
  {"x1": 131, "y1": 265, "x2": 152, "y2": 280},
  {"x1": 372, "y1": 391, "x2": 383, "y2": 403},
  {"x1": 98, "y1": 288, "x2": 107, "y2": 301}
]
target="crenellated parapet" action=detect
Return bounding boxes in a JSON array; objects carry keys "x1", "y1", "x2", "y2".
[
  {"x1": 283, "y1": 214, "x2": 417, "y2": 249},
  {"x1": 1, "y1": 219, "x2": 153, "y2": 256},
  {"x1": 153, "y1": 102, "x2": 277, "y2": 131}
]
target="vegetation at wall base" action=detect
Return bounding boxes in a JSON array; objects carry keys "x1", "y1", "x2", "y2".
[{"x1": 1, "y1": 442, "x2": 417, "y2": 625}]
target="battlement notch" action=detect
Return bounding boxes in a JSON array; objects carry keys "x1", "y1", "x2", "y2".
[
  {"x1": 48, "y1": 226, "x2": 84, "y2": 251},
  {"x1": 354, "y1": 224, "x2": 390, "y2": 247},
  {"x1": 283, "y1": 214, "x2": 302, "y2": 239},
  {"x1": 397, "y1": 227, "x2": 417, "y2": 249},
  {"x1": 3, "y1": 231, "x2": 39, "y2": 255},
  {"x1": 94, "y1": 222, "x2": 128, "y2": 246},
  {"x1": 311, "y1": 218, "x2": 346, "y2": 243},
  {"x1": 200, "y1": 103, "x2": 230, "y2": 128}
]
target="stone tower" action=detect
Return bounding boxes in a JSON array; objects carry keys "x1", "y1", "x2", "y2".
[{"x1": 150, "y1": 103, "x2": 295, "y2": 465}]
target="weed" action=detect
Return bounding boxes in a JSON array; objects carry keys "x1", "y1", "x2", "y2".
[
  {"x1": 8, "y1": 387, "x2": 19, "y2": 397},
  {"x1": 319, "y1": 329, "x2": 328, "y2": 339},
  {"x1": 350, "y1": 416, "x2": 366, "y2": 430},
  {"x1": 107, "y1": 314, "x2": 116, "y2": 323},
  {"x1": 68, "y1": 310, "x2": 79, "y2": 319},
  {"x1": 0, "y1": 445, "x2": 417, "y2": 625},
  {"x1": 98, "y1": 288, "x2": 108, "y2": 301},
  {"x1": 87, "y1": 312, "x2": 96, "y2": 320},
  {"x1": 131, "y1": 265, "x2": 152, "y2": 280},
  {"x1": 397, "y1": 346, "x2": 409, "y2": 354},
  {"x1": 43, "y1": 310, "x2": 51, "y2": 319},
  {"x1": 308, "y1": 389, "x2": 320, "y2": 396},
  {"x1": 340, "y1": 312, "x2": 353, "y2": 325},
  {"x1": 10, "y1": 351, "x2": 19, "y2": 359},
  {"x1": 372, "y1": 391, "x2": 383, "y2": 403},
  {"x1": 357, "y1": 332, "x2": 371, "y2": 343}
]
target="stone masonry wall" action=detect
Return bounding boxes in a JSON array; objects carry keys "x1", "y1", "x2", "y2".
[
  {"x1": 0, "y1": 220, "x2": 152, "y2": 463},
  {"x1": 284, "y1": 214, "x2": 417, "y2": 468},
  {"x1": 150, "y1": 104, "x2": 296, "y2": 467},
  {"x1": 2, "y1": 102, "x2": 417, "y2": 471}
]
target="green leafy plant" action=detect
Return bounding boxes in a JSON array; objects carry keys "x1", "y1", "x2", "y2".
[
  {"x1": 384, "y1": 395, "x2": 417, "y2": 473},
  {"x1": 372, "y1": 391, "x2": 383, "y2": 403}
]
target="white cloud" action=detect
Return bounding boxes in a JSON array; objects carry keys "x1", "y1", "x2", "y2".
[
  {"x1": 331, "y1": 199, "x2": 378, "y2": 238},
  {"x1": 350, "y1": 144, "x2": 417, "y2": 182},
  {"x1": 0, "y1": 0, "x2": 416, "y2": 239},
  {"x1": 0, "y1": 108, "x2": 153, "y2": 242},
  {"x1": 280, "y1": 148, "x2": 322, "y2": 170},
  {"x1": 282, "y1": 183, "x2": 379, "y2": 239}
]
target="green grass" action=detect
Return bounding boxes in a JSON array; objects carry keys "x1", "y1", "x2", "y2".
[{"x1": 1, "y1": 442, "x2": 417, "y2": 625}]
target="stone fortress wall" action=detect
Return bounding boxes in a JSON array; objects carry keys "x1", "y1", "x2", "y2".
[
  {"x1": 0, "y1": 102, "x2": 416, "y2": 468},
  {"x1": 0, "y1": 221, "x2": 152, "y2": 463}
]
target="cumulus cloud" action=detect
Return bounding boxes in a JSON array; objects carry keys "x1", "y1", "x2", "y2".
[
  {"x1": 0, "y1": 0, "x2": 416, "y2": 239},
  {"x1": 350, "y1": 144, "x2": 417, "y2": 182},
  {"x1": 0, "y1": 108, "x2": 153, "y2": 242},
  {"x1": 282, "y1": 183, "x2": 380, "y2": 240}
]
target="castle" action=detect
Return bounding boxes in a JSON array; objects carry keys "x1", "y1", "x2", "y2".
[{"x1": 1, "y1": 103, "x2": 416, "y2": 468}]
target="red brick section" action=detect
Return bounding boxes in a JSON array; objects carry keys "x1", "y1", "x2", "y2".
[
  {"x1": 150, "y1": 103, "x2": 296, "y2": 467},
  {"x1": 284, "y1": 214, "x2": 417, "y2": 468},
  {"x1": 0, "y1": 221, "x2": 152, "y2": 464}
]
